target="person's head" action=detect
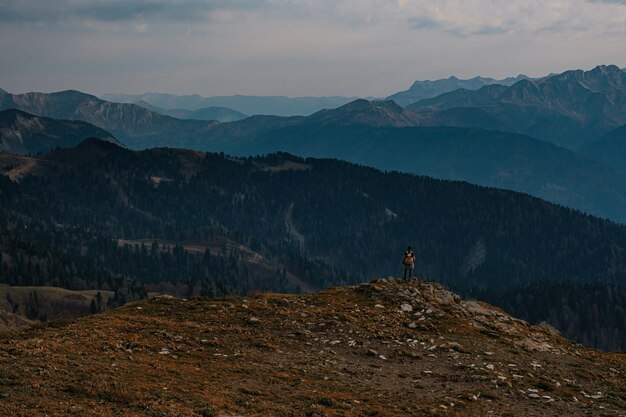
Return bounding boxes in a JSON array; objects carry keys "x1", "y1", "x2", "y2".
[{"x1": 407, "y1": 246, "x2": 412, "y2": 250}]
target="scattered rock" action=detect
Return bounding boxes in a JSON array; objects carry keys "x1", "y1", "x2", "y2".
[{"x1": 2, "y1": 278, "x2": 624, "y2": 416}]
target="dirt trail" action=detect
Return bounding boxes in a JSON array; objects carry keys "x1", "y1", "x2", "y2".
[{"x1": 285, "y1": 202, "x2": 305, "y2": 252}]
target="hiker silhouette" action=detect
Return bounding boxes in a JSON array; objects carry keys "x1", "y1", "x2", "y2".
[{"x1": 402, "y1": 246, "x2": 415, "y2": 279}]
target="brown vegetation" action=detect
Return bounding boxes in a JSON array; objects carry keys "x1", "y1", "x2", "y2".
[{"x1": 1, "y1": 279, "x2": 624, "y2": 416}]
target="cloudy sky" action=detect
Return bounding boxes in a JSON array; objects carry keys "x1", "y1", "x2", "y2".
[{"x1": 1, "y1": 0, "x2": 625, "y2": 97}]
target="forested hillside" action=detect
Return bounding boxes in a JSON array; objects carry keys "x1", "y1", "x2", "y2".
[
  {"x1": 1, "y1": 140, "x2": 626, "y2": 349},
  {"x1": 6, "y1": 87, "x2": 626, "y2": 225},
  {"x1": 220, "y1": 123, "x2": 626, "y2": 224}
]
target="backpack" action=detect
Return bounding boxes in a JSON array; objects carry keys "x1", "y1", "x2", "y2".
[{"x1": 403, "y1": 252, "x2": 414, "y2": 265}]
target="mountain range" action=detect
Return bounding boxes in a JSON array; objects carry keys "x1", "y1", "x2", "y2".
[
  {"x1": 100, "y1": 68, "x2": 608, "y2": 117},
  {"x1": 387, "y1": 74, "x2": 530, "y2": 106},
  {"x1": 4, "y1": 83, "x2": 626, "y2": 224},
  {"x1": 215, "y1": 107, "x2": 626, "y2": 223},
  {"x1": 408, "y1": 65, "x2": 626, "y2": 150},
  {"x1": 100, "y1": 92, "x2": 359, "y2": 116},
  {"x1": 2, "y1": 140, "x2": 626, "y2": 349},
  {"x1": 133, "y1": 100, "x2": 248, "y2": 122},
  {"x1": 0, "y1": 89, "x2": 219, "y2": 149},
  {"x1": 6, "y1": 66, "x2": 626, "y2": 121},
  {"x1": 0, "y1": 109, "x2": 117, "y2": 155},
  {"x1": 100, "y1": 73, "x2": 533, "y2": 116}
]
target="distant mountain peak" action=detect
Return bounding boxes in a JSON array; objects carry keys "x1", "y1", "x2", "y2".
[
  {"x1": 55, "y1": 89, "x2": 96, "y2": 96},
  {"x1": 591, "y1": 64, "x2": 622, "y2": 73},
  {"x1": 389, "y1": 74, "x2": 531, "y2": 106},
  {"x1": 305, "y1": 99, "x2": 419, "y2": 127},
  {"x1": 340, "y1": 98, "x2": 403, "y2": 112},
  {"x1": 552, "y1": 64, "x2": 624, "y2": 83}
]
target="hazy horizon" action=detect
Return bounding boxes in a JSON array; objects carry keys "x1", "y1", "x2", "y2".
[{"x1": 1, "y1": 0, "x2": 626, "y2": 97}]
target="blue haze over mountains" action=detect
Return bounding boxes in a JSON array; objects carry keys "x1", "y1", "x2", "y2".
[
  {"x1": 2, "y1": 65, "x2": 626, "y2": 225},
  {"x1": 132, "y1": 100, "x2": 249, "y2": 123},
  {"x1": 100, "y1": 93, "x2": 361, "y2": 117},
  {"x1": 101, "y1": 73, "x2": 533, "y2": 117},
  {"x1": 386, "y1": 74, "x2": 531, "y2": 106}
]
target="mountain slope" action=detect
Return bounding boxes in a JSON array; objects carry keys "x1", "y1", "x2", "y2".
[
  {"x1": 1, "y1": 279, "x2": 624, "y2": 416},
  {"x1": 408, "y1": 65, "x2": 626, "y2": 149},
  {"x1": 0, "y1": 109, "x2": 118, "y2": 155},
  {"x1": 388, "y1": 74, "x2": 529, "y2": 106},
  {"x1": 6, "y1": 91, "x2": 626, "y2": 224},
  {"x1": 0, "y1": 90, "x2": 219, "y2": 149},
  {"x1": 583, "y1": 124, "x2": 626, "y2": 176},
  {"x1": 3, "y1": 141, "x2": 626, "y2": 349},
  {"x1": 201, "y1": 107, "x2": 626, "y2": 224},
  {"x1": 134, "y1": 100, "x2": 248, "y2": 122},
  {"x1": 303, "y1": 99, "x2": 423, "y2": 126}
]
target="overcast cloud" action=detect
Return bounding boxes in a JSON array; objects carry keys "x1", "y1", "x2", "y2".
[{"x1": 1, "y1": 0, "x2": 625, "y2": 97}]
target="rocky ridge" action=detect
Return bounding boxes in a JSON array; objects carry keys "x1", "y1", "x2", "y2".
[
  {"x1": 0, "y1": 90, "x2": 219, "y2": 149},
  {"x1": 407, "y1": 65, "x2": 626, "y2": 149},
  {"x1": 387, "y1": 74, "x2": 530, "y2": 107},
  {"x1": 1, "y1": 278, "x2": 624, "y2": 416}
]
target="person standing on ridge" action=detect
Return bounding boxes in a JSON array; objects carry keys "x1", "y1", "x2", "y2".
[{"x1": 402, "y1": 246, "x2": 415, "y2": 279}]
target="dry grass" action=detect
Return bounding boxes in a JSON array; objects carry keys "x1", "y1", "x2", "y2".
[{"x1": 0, "y1": 279, "x2": 624, "y2": 416}]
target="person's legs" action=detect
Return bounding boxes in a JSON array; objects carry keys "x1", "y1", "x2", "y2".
[{"x1": 403, "y1": 266, "x2": 408, "y2": 279}]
